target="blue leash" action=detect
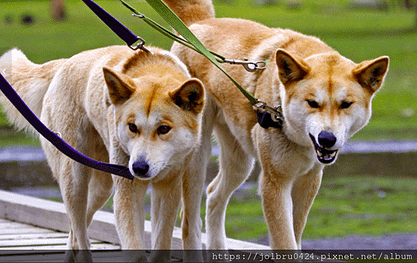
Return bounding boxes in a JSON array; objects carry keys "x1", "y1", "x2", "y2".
[
  {"x1": 82, "y1": 0, "x2": 152, "y2": 53},
  {"x1": 0, "y1": 0, "x2": 140, "y2": 180},
  {"x1": 0, "y1": 74, "x2": 134, "y2": 180}
]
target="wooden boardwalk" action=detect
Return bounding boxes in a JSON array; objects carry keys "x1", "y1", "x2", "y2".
[
  {"x1": 0, "y1": 190, "x2": 269, "y2": 262},
  {"x1": 0, "y1": 218, "x2": 124, "y2": 262},
  {"x1": 0, "y1": 218, "x2": 120, "y2": 250}
]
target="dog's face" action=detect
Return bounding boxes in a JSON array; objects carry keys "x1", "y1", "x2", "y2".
[
  {"x1": 103, "y1": 67, "x2": 204, "y2": 181},
  {"x1": 276, "y1": 49, "x2": 389, "y2": 164}
]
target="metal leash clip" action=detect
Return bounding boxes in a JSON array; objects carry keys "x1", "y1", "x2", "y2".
[
  {"x1": 129, "y1": 36, "x2": 153, "y2": 54},
  {"x1": 223, "y1": 58, "x2": 267, "y2": 72},
  {"x1": 254, "y1": 101, "x2": 284, "y2": 128}
]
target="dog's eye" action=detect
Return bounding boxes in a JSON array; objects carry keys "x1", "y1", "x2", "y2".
[
  {"x1": 307, "y1": 100, "x2": 320, "y2": 108},
  {"x1": 341, "y1": 101, "x2": 353, "y2": 109},
  {"x1": 128, "y1": 123, "x2": 138, "y2": 133},
  {"x1": 157, "y1": 125, "x2": 171, "y2": 135}
]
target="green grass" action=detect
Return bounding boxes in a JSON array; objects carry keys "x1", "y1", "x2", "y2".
[
  {"x1": 0, "y1": 105, "x2": 40, "y2": 147},
  {"x1": 304, "y1": 175, "x2": 417, "y2": 239},
  {"x1": 0, "y1": 0, "x2": 174, "y2": 61},
  {"x1": 221, "y1": 175, "x2": 417, "y2": 242}
]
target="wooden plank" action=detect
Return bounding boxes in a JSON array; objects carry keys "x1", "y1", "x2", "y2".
[
  {"x1": 0, "y1": 250, "x2": 125, "y2": 262},
  {"x1": 0, "y1": 237, "x2": 112, "y2": 247},
  {"x1": 0, "y1": 190, "x2": 69, "y2": 234},
  {"x1": 0, "y1": 232, "x2": 67, "y2": 241},
  {"x1": 0, "y1": 222, "x2": 38, "y2": 229},
  {"x1": 0, "y1": 253, "x2": 67, "y2": 263},
  {"x1": 85, "y1": 210, "x2": 122, "y2": 246},
  {"x1": 0, "y1": 243, "x2": 120, "y2": 250},
  {"x1": 0, "y1": 227, "x2": 53, "y2": 235},
  {"x1": 0, "y1": 190, "x2": 270, "y2": 250},
  {"x1": 0, "y1": 237, "x2": 68, "y2": 247}
]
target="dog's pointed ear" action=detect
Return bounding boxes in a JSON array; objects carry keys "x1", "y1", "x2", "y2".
[
  {"x1": 352, "y1": 56, "x2": 389, "y2": 94},
  {"x1": 169, "y1": 78, "x2": 205, "y2": 114},
  {"x1": 103, "y1": 67, "x2": 136, "y2": 105},
  {"x1": 275, "y1": 49, "x2": 310, "y2": 86}
]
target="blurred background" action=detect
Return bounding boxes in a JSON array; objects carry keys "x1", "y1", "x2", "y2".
[{"x1": 0, "y1": 0, "x2": 416, "y2": 248}]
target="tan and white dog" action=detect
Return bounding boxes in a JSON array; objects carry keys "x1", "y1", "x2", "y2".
[
  {"x1": 162, "y1": 0, "x2": 389, "y2": 250},
  {"x1": 0, "y1": 46, "x2": 205, "y2": 261}
]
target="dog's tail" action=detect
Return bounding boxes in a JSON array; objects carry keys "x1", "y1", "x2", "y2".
[
  {"x1": 0, "y1": 48, "x2": 67, "y2": 136},
  {"x1": 162, "y1": 0, "x2": 215, "y2": 26}
]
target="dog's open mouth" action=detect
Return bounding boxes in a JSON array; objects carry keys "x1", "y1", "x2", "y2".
[{"x1": 309, "y1": 134, "x2": 339, "y2": 164}]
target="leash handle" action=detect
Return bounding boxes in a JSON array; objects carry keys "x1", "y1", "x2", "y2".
[{"x1": 0, "y1": 73, "x2": 134, "y2": 180}]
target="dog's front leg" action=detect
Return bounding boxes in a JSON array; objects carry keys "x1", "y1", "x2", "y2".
[
  {"x1": 181, "y1": 154, "x2": 207, "y2": 263},
  {"x1": 113, "y1": 176, "x2": 149, "y2": 261},
  {"x1": 148, "y1": 175, "x2": 181, "y2": 262},
  {"x1": 181, "y1": 141, "x2": 212, "y2": 250},
  {"x1": 291, "y1": 165, "x2": 323, "y2": 249},
  {"x1": 181, "y1": 166, "x2": 205, "y2": 249},
  {"x1": 260, "y1": 169, "x2": 298, "y2": 250}
]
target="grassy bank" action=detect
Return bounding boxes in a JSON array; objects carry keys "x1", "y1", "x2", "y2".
[
  {"x1": 0, "y1": 0, "x2": 417, "y2": 144},
  {"x1": 219, "y1": 175, "x2": 417, "y2": 242}
]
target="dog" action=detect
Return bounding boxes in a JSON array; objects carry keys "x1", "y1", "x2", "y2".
[
  {"x1": 162, "y1": 0, "x2": 389, "y2": 250},
  {"x1": 0, "y1": 45, "x2": 205, "y2": 261}
]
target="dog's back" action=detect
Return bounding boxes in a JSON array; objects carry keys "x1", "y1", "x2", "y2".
[{"x1": 163, "y1": 0, "x2": 214, "y2": 26}]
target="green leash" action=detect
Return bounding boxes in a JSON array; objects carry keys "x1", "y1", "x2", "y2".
[
  {"x1": 120, "y1": 0, "x2": 259, "y2": 106},
  {"x1": 120, "y1": 0, "x2": 284, "y2": 128}
]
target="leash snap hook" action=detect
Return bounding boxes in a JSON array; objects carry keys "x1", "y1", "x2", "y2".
[
  {"x1": 254, "y1": 60, "x2": 267, "y2": 71},
  {"x1": 271, "y1": 105, "x2": 284, "y2": 123},
  {"x1": 242, "y1": 61, "x2": 258, "y2": 72},
  {"x1": 254, "y1": 101, "x2": 284, "y2": 129},
  {"x1": 239, "y1": 58, "x2": 267, "y2": 72},
  {"x1": 129, "y1": 36, "x2": 153, "y2": 54},
  {"x1": 223, "y1": 58, "x2": 266, "y2": 72}
]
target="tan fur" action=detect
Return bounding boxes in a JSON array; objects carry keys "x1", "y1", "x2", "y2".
[
  {"x1": 0, "y1": 46, "x2": 205, "y2": 261},
  {"x1": 163, "y1": 0, "x2": 215, "y2": 27},
  {"x1": 163, "y1": 0, "x2": 389, "y2": 249}
]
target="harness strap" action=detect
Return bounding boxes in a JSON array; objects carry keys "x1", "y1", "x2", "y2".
[{"x1": 0, "y1": 74, "x2": 134, "y2": 180}]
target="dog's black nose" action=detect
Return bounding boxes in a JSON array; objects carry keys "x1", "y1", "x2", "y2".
[
  {"x1": 132, "y1": 160, "x2": 150, "y2": 177},
  {"x1": 318, "y1": 131, "x2": 337, "y2": 148}
]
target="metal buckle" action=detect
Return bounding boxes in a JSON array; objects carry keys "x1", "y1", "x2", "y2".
[
  {"x1": 255, "y1": 101, "x2": 284, "y2": 124},
  {"x1": 129, "y1": 36, "x2": 154, "y2": 54}
]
